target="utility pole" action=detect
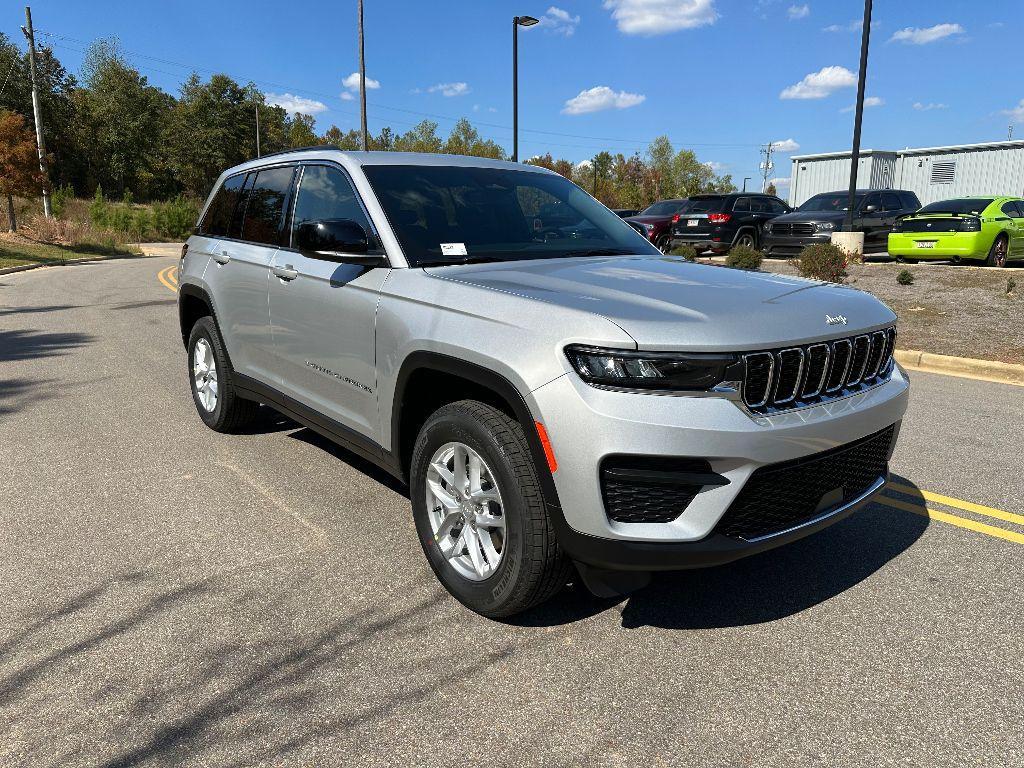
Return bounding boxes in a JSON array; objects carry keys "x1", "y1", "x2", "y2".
[
  {"x1": 21, "y1": 6, "x2": 52, "y2": 218},
  {"x1": 255, "y1": 103, "x2": 261, "y2": 157},
  {"x1": 844, "y1": 0, "x2": 873, "y2": 232},
  {"x1": 1009, "y1": 125, "x2": 1015, "y2": 141},
  {"x1": 742, "y1": 176, "x2": 751, "y2": 193},
  {"x1": 759, "y1": 142, "x2": 774, "y2": 193},
  {"x1": 358, "y1": 0, "x2": 368, "y2": 151}
]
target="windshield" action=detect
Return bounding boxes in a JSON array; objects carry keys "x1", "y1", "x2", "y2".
[
  {"x1": 918, "y1": 198, "x2": 993, "y2": 216},
  {"x1": 639, "y1": 200, "x2": 684, "y2": 216},
  {"x1": 362, "y1": 165, "x2": 660, "y2": 266},
  {"x1": 799, "y1": 193, "x2": 865, "y2": 212}
]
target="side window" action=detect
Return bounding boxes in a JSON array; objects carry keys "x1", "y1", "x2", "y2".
[
  {"x1": 291, "y1": 165, "x2": 377, "y2": 249},
  {"x1": 861, "y1": 192, "x2": 882, "y2": 212},
  {"x1": 1001, "y1": 201, "x2": 1022, "y2": 219},
  {"x1": 199, "y1": 174, "x2": 246, "y2": 237},
  {"x1": 732, "y1": 197, "x2": 750, "y2": 212},
  {"x1": 901, "y1": 193, "x2": 921, "y2": 210},
  {"x1": 241, "y1": 166, "x2": 295, "y2": 245},
  {"x1": 749, "y1": 197, "x2": 768, "y2": 213},
  {"x1": 881, "y1": 192, "x2": 902, "y2": 212},
  {"x1": 1015, "y1": 201, "x2": 1024, "y2": 218},
  {"x1": 768, "y1": 198, "x2": 788, "y2": 214}
]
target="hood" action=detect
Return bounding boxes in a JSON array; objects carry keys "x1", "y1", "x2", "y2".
[
  {"x1": 425, "y1": 255, "x2": 895, "y2": 351},
  {"x1": 774, "y1": 210, "x2": 847, "y2": 224}
]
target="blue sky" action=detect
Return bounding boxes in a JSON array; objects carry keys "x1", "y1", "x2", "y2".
[{"x1": 5, "y1": 1, "x2": 1022, "y2": 192}]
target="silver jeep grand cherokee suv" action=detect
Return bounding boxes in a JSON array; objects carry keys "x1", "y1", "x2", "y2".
[{"x1": 177, "y1": 148, "x2": 909, "y2": 617}]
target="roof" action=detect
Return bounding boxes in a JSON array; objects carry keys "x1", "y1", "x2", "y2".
[
  {"x1": 226, "y1": 148, "x2": 551, "y2": 175},
  {"x1": 792, "y1": 139, "x2": 1024, "y2": 162}
]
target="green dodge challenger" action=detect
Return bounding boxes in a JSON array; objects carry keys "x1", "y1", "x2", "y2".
[{"x1": 888, "y1": 196, "x2": 1024, "y2": 267}]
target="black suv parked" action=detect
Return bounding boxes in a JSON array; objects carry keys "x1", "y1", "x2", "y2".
[
  {"x1": 669, "y1": 193, "x2": 791, "y2": 254},
  {"x1": 763, "y1": 189, "x2": 921, "y2": 256}
]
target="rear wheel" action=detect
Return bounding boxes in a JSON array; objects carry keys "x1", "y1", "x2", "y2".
[
  {"x1": 987, "y1": 235, "x2": 1009, "y2": 267},
  {"x1": 410, "y1": 400, "x2": 571, "y2": 618},
  {"x1": 187, "y1": 316, "x2": 259, "y2": 432},
  {"x1": 735, "y1": 231, "x2": 757, "y2": 249},
  {"x1": 655, "y1": 234, "x2": 672, "y2": 253}
]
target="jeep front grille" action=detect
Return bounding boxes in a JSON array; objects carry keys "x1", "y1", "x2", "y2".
[{"x1": 741, "y1": 328, "x2": 896, "y2": 414}]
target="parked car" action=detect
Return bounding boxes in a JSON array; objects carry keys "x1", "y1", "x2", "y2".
[
  {"x1": 625, "y1": 199, "x2": 690, "y2": 252},
  {"x1": 612, "y1": 208, "x2": 640, "y2": 218},
  {"x1": 178, "y1": 149, "x2": 908, "y2": 618},
  {"x1": 764, "y1": 189, "x2": 921, "y2": 256},
  {"x1": 888, "y1": 197, "x2": 1024, "y2": 267},
  {"x1": 670, "y1": 193, "x2": 791, "y2": 254}
]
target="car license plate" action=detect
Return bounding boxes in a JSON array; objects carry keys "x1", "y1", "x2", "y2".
[
  {"x1": 915, "y1": 241, "x2": 936, "y2": 249},
  {"x1": 687, "y1": 220, "x2": 699, "y2": 227}
]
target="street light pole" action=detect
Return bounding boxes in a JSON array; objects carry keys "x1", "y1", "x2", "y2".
[
  {"x1": 742, "y1": 177, "x2": 751, "y2": 193},
  {"x1": 512, "y1": 15, "x2": 538, "y2": 163},
  {"x1": 844, "y1": 0, "x2": 873, "y2": 232}
]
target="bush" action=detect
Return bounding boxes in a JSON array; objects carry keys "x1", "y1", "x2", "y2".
[
  {"x1": 51, "y1": 183, "x2": 75, "y2": 218},
  {"x1": 89, "y1": 187, "x2": 111, "y2": 228},
  {"x1": 669, "y1": 244, "x2": 698, "y2": 262},
  {"x1": 1007, "y1": 277, "x2": 1017, "y2": 295},
  {"x1": 152, "y1": 196, "x2": 199, "y2": 239},
  {"x1": 724, "y1": 244, "x2": 763, "y2": 270},
  {"x1": 797, "y1": 243, "x2": 848, "y2": 283},
  {"x1": 897, "y1": 269, "x2": 914, "y2": 286}
]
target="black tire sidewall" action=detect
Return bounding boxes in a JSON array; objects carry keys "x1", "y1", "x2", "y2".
[
  {"x1": 410, "y1": 406, "x2": 533, "y2": 617},
  {"x1": 988, "y1": 236, "x2": 1008, "y2": 267},
  {"x1": 187, "y1": 318, "x2": 227, "y2": 429}
]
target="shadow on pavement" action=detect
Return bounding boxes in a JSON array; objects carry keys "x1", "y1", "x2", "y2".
[
  {"x1": 0, "y1": 328, "x2": 93, "y2": 363},
  {"x1": 0, "y1": 304, "x2": 79, "y2": 317}
]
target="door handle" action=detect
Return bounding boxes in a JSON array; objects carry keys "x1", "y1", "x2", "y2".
[
  {"x1": 213, "y1": 249, "x2": 231, "y2": 265},
  {"x1": 272, "y1": 264, "x2": 298, "y2": 281}
]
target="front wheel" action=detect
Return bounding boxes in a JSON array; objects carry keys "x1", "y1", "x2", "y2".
[
  {"x1": 410, "y1": 400, "x2": 571, "y2": 618},
  {"x1": 987, "y1": 235, "x2": 1009, "y2": 267},
  {"x1": 735, "y1": 231, "x2": 757, "y2": 249},
  {"x1": 655, "y1": 234, "x2": 671, "y2": 253}
]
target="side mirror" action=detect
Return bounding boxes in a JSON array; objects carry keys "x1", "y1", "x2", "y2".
[
  {"x1": 295, "y1": 219, "x2": 386, "y2": 265},
  {"x1": 862, "y1": 204, "x2": 878, "y2": 214}
]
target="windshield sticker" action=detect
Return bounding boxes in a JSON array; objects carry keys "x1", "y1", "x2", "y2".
[{"x1": 440, "y1": 243, "x2": 468, "y2": 257}]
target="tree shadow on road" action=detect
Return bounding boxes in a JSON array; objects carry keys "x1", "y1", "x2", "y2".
[{"x1": 0, "y1": 328, "x2": 93, "y2": 363}]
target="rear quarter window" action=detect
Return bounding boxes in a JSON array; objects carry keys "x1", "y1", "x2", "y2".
[{"x1": 199, "y1": 174, "x2": 246, "y2": 237}]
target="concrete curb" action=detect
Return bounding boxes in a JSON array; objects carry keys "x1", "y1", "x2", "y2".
[
  {"x1": 0, "y1": 250, "x2": 159, "y2": 276},
  {"x1": 895, "y1": 349, "x2": 1024, "y2": 387}
]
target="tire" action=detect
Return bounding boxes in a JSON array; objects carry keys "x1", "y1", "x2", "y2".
[
  {"x1": 655, "y1": 235, "x2": 671, "y2": 254},
  {"x1": 187, "y1": 316, "x2": 259, "y2": 432},
  {"x1": 735, "y1": 231, "x2": 757, "y2": 249},
  {"x1": 895, "y1": 256, "x2": 918, "y2": 264},
  {"x1": 986, "y1": 235, "x2": 1009, "y2": 268},
  {"x1": 410, "y1": 400, "x2": 571, "y2": 618}
]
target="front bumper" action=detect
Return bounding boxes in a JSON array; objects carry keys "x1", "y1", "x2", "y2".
[
  {"x1": 887, "y1": 231, "x2": 989, "y2": 259},
  {"x1": 529, "y1": 365, "x2": 910, "y2": 570},
  {"x1": 762, "y1": 232, "x2": 832, "y2": 255}
]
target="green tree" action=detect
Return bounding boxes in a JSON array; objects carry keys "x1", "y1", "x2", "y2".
[
  {"x1": 394, "y1": 120, "x2": 443, "y2": 153},
  {"x1": 287, "y1": 113, "x2": 317, "y2": 147},
  {"x1": 443, "y1": 118, "x2": 505, "y2": 159}
]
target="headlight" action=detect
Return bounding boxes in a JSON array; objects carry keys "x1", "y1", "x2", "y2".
[
  {"x1": 815, "y1": 222, "x2": 835, "y2": 231},
  {"x1": 764, "y1": 222, "x2": 773, "y2": 233},
  {"x1": 565, "y1": 345, "x2": 742, "y2": 392}
]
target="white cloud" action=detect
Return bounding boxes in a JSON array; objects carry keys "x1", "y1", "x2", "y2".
[
  {"x1": 780, "y1": 66, "x2": 856, "y2": 100},
  {"x1": 788, "y1": 4, "x2": 810, "y2": 20},
  {"x1": 769, "y1": 176, "x2": 791, "y2": 188},
  {"x1": 428, "y1": 82, "x2": 470, "y2": 97},
  {"x1": 576, "y1": 159, "x2": 593, "y2": 170},
  {"x1": 704, "y1": 161, "x2": 727, "y2": 171},
  {"x1": 889, "y1": 23, "x2": 964, "y2": 45},
  {"x1": 1002, "y1": 100, "x2": 1024, "y2": 124},
  {"x1": 264, "y1": 92, "x2": 328, "y2": 115},
  {"x1": 913, "y1": 102, "x2": 948, "y2": 111},
  {"x1": 771, "y1": 138, "x2": 801, "y2": 152},
  {"x1": 840, "y1": 96, "x2": 884, "y2": 113},
  {"x1": 341, "y1": 72, "x2": 381, "y2": 93},
  {"x1": 603, "y1": 0, "x2": 718, "y2": 36},
  {"x1": 562, "y1": 85, "x2": 646, "y2": 115},
  {"x1": 340, "y1": 92, "x2": 354, "y2": 101},
  {"x1": 823, "y1": 19, "x2": 878, "y2": 33},
  {"x1": 538, "y1": 6, "x2": 580, "y2": 35}
]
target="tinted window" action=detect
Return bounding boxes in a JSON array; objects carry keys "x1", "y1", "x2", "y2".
[
  {"x1": 750, "y1": 197, "x2": 768, "y2": 213},
  {"x1": 861, "y1": 192, "x2": 882, "y2": 211},
  {"x1": 881, "y1": 193, "x2": 902, "y2": 212},
  {"x1": 799, "y1": 193, "x2": 864, "y2": 212},
  {"x1": 362, "y1": 165, "x2": 659, "y2": 266},
  {"x1": 901, "y1": 192, "x2": 921, "y2": 210},
  {"x1": 639, "y1": 200, "x2": 685, "y2": 216},
  {"x1": 686, "y1": 196, "x2": 725, "y2": 213},
  {"x1": 241, "y1": 166, "x2": 295, "y2": 245},
  {"x1": 768, "y1": 198, "x2": 789, "y2": 214},
  {"x1": 200, "y1": 174, "x2": 246, "y2": 237},
  {"x1": 1001, "y1": 201, "x2": 1022, "y2": 219},
  {"x1": 732, "y1": 197, "x2": 750, "y2": 212},
  {"x1": 291, "y1": 165, "x2": 376, "y2": 248},
  {"x1": 918, "y1": 198, "x2": 993, "y2": 215},
  {"x1": 1016, "y1": 202, "x2": 1024, "y2": 218}
]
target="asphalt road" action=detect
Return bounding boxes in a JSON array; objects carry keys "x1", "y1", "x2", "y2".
[{"x1": 2, "y1": 257, "x2": 1022, "y2": 768}]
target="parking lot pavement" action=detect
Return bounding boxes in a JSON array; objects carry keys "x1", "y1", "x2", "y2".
[{"x1": 1, "y1": 257, "x2": 1022, "y2": 768}]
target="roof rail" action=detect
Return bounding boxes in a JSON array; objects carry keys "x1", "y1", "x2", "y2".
[{"x1": 257, "y1": 144, "x2": 340, "y2": 160}]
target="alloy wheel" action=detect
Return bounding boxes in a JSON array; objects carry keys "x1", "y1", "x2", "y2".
[
  {"x1": 193, "y1": 337, "x2": 219, "y2": 412},
  {"x1": 425, "y1": 441, "x2": 506, "y2": 581}
]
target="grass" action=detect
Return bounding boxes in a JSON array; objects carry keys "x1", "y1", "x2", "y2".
[{"x1": 0, "y1": 237, "x2": 140, "y2": 271}]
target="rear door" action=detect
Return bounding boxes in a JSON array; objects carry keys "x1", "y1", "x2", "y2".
[
  {"x1": 268, "y1": 163, "x2": 390, "y2": 439},
  {"x1": 1003, "y1": 201, "x2": 1024, "y2": 256},
  {"x1": 856, "y1": 192, "x2": 885, "y2": 249}
]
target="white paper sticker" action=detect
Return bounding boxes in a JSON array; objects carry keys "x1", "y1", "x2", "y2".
[{"x1": 440, "y1": 243, "x2": 468, "y2": 257}]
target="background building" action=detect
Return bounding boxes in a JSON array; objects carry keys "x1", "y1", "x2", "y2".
[{"x1": 788, "y1": 140, "x2": 1024, "y2": 208}]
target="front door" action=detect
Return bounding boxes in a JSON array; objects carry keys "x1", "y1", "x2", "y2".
[{"x1": 268, "y1": 164, "x2": 390, "y2": 440}]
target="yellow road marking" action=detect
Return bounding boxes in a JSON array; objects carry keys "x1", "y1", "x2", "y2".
[
  {"x1": 877, "y1": 496, "x2": 1024, "y2": 545},
  {"x1": 157, "y1": 265, "x2": 178, "y2": 292},
  {"x1": 887, "y1": 481, "x2": 1024, "y2": 527}
]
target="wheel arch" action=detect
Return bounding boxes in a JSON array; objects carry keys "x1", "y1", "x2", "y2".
[
  {"x1": 391, "y1": 351, "x2": 562, "y2": 511},
  {"x1": 178, "y1": 283, "x2": 216, "y2": 347},
  {"x1": 732, "y1": 226, "x2": 760, "y2": 247}
]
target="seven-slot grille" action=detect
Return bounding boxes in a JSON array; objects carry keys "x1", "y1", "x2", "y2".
[
  {"x1": 770, "y1": 222, "x2": 817, "y2": 237},
  {"x1": 742, "y1": 327, "x2": 896, "y2": 413}
]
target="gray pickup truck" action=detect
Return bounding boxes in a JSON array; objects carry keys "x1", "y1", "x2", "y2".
[{"x1": 177, "y1": 148, "x2": 909, "y2": 617}]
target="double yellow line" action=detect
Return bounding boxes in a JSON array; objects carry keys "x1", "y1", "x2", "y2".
[
  {"x1": 158, "y1": 265, "x2": 179, "y2": 292},
  {"x1": 878, "y1": 482, "x2": 1024, "y2": 545}
]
